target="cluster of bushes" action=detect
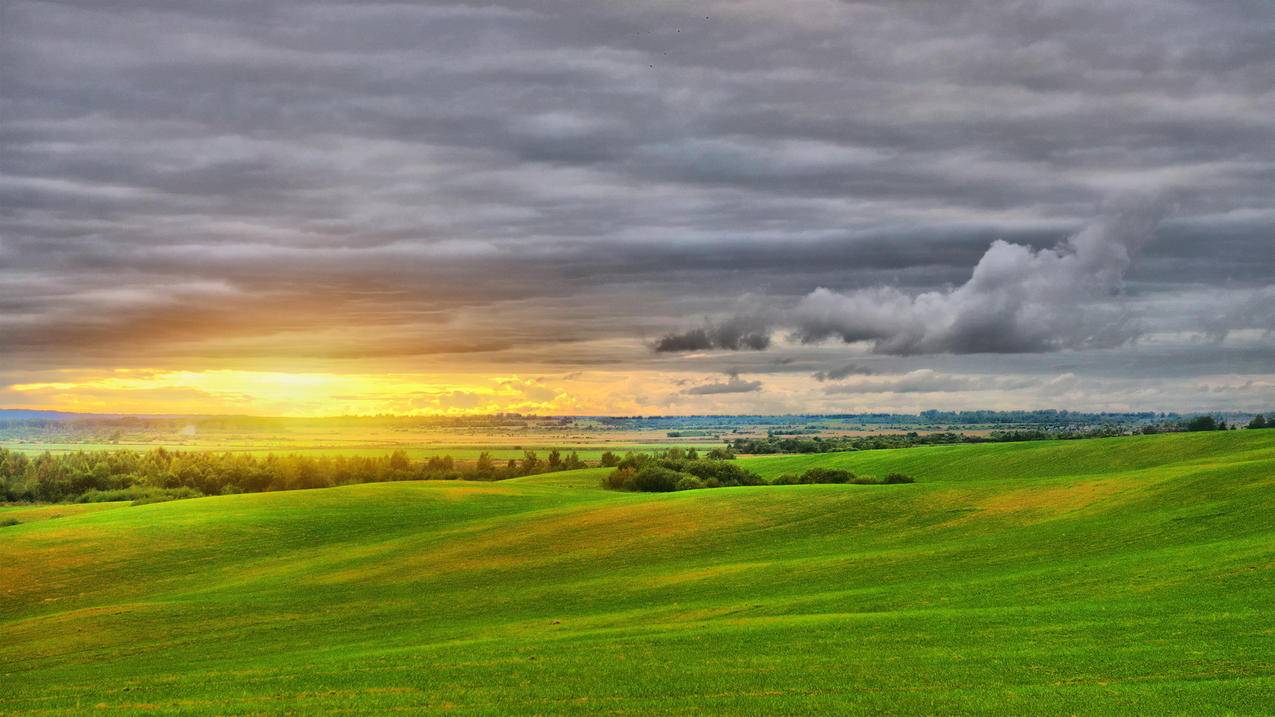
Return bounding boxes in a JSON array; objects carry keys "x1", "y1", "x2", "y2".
[
  {"x1": 0, "y1": 447, "x2": 590, "y2": 503},
  {"x1": 602, "y1": 448, "x2": 762, "y2": 492},
  {"x1": 602, "y1": 451, "x2": 915, "y2": 492},
  {"x1": 771, "y1": 468, "x2": 915, "y2": 485}
]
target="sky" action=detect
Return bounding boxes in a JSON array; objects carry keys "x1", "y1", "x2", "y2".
[{"x1": 2, "y1": 0, "x2": 1273, "y2": 416}]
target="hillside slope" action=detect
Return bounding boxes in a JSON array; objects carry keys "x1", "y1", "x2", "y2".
[{"x1": 2, "y1": 431, "x2": 1273, "y2": 715}]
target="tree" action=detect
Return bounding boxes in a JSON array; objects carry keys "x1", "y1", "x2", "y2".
[
  {"x1": 521, "y1": 451, "x2": 541, "y2": 474},
  {"x1": 1185, "y1": 415, "x2": 1218, "y2": 432},
  {"x1": 1249, "y1": 414, "x2": 1268, "y2": 429},
  {"x1": 389, "y1": 449, "x2": 411, "y2": 472}
]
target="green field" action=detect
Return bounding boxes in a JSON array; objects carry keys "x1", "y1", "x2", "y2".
[{"x1": 3, "y1": 431, "x2": 1273, "y2": 714}]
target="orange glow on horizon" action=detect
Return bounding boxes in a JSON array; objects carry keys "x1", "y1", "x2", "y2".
[{"x1": 6, "y1": 369, "x2": 578, "y2": 417}]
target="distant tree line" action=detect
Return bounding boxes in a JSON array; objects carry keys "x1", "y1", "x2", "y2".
[
  {"x1": 731, "y1": 416, "x2": 1273, "y2": 455},
  {"x1": 602, "y1": 449, "x2": 914, "y2": 492},
  {"x1": 0, "y1": 447, "x2": 589, "y2": 504},
  {"x1": 1183, "y1": 414, "x2": 1274, "y2": 431},
  {"x1": 728, "y1": 429, "x2": 1097, "y2": 454}
]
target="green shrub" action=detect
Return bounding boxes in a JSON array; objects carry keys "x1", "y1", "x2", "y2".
[
  {"x1": 130, "y1": 487, "x2": 202, "y2": 506},
  {"x1": 603, "y1": 467, "x2": 635, "y2": 491},
  {"x1": 681, "y1": 460, "x2": 763, "y2": 486},
  {"x1": 675, "y1": 476, "x2": 705, "y2": 491},
  {"x1": 631, "y1": 466, "x2": 685, "y2": 493},
  {"x1": 0, "y1": 517, "x2": 20, "y2": 527},
  {"x1": 883, "y1": 473, "x2": 916, "y2": 484},
  {"x1": 771, "y1": 473, "x2": 800, "y2": 485},
  {"x1": 799, "y1": 468, "x2": 855, "y2": 484},
  {"x1": 76, "y1": 488, "x2": 141, "y2": 503}
]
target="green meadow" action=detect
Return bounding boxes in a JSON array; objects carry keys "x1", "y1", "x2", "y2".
[{"x1": 2, "y1": 431, "x2": 1273, "y2": 714}]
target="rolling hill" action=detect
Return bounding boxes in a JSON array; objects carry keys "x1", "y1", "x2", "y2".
[{"x1": 2, "y1": 431, "x2": 1273, "y2": 714}]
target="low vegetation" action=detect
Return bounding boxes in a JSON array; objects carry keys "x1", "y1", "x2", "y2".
[{"x1": 602, "y1": 449, "x2": 913, "y2": 491}]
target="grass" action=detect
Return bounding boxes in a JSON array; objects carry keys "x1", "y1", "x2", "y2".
[{"x1": 2, "y1": 430, "x2": 1273, "y2": 714}]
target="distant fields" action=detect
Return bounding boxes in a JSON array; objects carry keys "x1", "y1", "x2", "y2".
[
  {"x1": 0, "y1": 442, "x2": 679, "y2": 462},
  {"x1": 2, "y1": 431, "x2": 1273, "y2": 714}
]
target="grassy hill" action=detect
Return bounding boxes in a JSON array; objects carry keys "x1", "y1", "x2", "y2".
[{"x1": 2, "y1": 431, "x2": 1273, "y2": 714}]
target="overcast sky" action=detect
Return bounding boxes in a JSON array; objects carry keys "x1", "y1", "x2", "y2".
[{"x1": 2, "y1": 0, "x2": 1273, "y2": 415}]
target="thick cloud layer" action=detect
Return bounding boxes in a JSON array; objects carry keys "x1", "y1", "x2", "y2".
[{"x1": 2, "y1": 0, "x2": 1273, "y2": 411}]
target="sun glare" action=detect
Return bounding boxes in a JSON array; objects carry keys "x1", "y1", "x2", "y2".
[{"x1": 6, "y1": 369, "x2": 559, "y2": 417}]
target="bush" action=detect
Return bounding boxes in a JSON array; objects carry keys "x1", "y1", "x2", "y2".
[
  {"x1": 130, "y1": 487, "x2": 202, "y2": 506},
  {"x1": 0, "y1": 517, "x2": 20, "y2": 527},
  {"x1": 631, "y1": 466, "x2": 685, "y2": 493},
  {"x1": 601, "y1": 455, "x2": 912, "y2": 492},
  {"x1": 76, "y1": 488, "x2": 141, "y2": 503},
  {"x1": 603, "y1": 467, "x2": 635, "y2": 491},
  {"x1": 769, "y1": 469, "x2": 915, "y2": 486},
  {"x1": 675, "y1": 476, "x2": 705, "y2": 491},
  {"x1": 681, "y1": 460, "x2": 763, "y2": 486},
  {"x1": 799, "y1": 467, "x2": 855, "y2": 484}
]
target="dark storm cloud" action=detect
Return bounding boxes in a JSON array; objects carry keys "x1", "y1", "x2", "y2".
[
  {"x1": 2, "y1": 0, "x2": 1273, "y2": 390},
  {"x1": 655, "y1": 315, "x2": 772, "y2": 353}
]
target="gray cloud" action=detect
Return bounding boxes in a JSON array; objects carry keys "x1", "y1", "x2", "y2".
[
  {"x1": 655, "y1": 315, "x2": 772, "y2": 353},
  {"x1": 789, "y1": 195, "x2": 1169, "y2": 354},
  {"x1": 1, "y1": 0, "x2": 1272, "y2": 408},
  {"x1": 813, "y1": 363, "x2": 878, "y2": 382},
  {"x1": 656, "y1": 196, "x2": 1178, "y2": 356},
  {"x1": 823, "y1": 369, "x2": 1041, "y2": 394},
  {"x1": 682, "y1": 371, "x2": 763, "y2": 395}
]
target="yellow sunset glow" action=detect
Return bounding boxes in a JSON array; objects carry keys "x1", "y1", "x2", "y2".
[{"x1": 6, "y1": 370, "x2": 574, "y2": 417}]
